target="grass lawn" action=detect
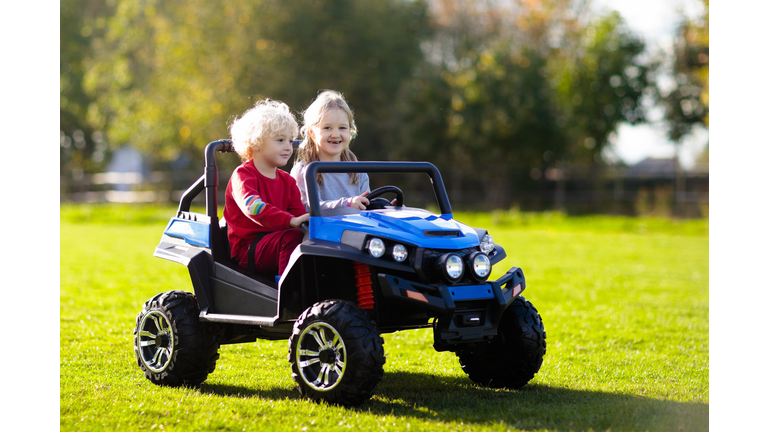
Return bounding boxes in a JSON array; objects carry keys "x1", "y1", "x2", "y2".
[{"x1": 60, "y1": 205, "x2": 708, "y2": 431}]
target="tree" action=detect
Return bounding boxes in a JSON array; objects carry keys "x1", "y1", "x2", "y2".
[
  {"x1": 392, "y1": 0, "x2": 654, "y2": 206},
  {"x1": 60, "y1": 0, "x2": 114, "y2": 183},
  {"x1": 659, "y1": 0, "x2": 708, "y2": 142},
  {"x1": 84, "y1": 0, "x2": 430, "y2": 166},
  {"x1": 550, "y1": 10, "x2": 652, "y2": 164}
]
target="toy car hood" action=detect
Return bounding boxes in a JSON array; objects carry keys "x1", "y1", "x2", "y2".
[{"x1": 309, "y1": 207, "x2": 480, "y2": 250}]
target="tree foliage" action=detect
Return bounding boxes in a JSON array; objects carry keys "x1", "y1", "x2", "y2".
[
  {"x1": 83, "y1": 0, "x2": 429, "y2": 166},
  {"x1": 659, "y1": 0, "x2": 709, "y2": 142},
  {"x1": 62, "y1": 0, "x2": 661, "y2": 206},
  {"x1": 392, "y1": 0, "x2": 652, "y2": 204},
  {"x1": 60, "y1": 0, "x2": 114, "y2": 177}
]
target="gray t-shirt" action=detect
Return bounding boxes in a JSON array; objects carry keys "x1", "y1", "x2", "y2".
[{"x1": 290, "y1": 160, "x2": 370, "y2": 211}]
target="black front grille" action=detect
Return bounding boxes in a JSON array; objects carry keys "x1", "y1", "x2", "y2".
[{"x1": 419, "y1": 247, "x2": 479, "y2": 284}]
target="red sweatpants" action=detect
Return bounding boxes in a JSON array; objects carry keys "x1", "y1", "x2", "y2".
[{"x1": 237, "y1": 228, "x2": 304, "y2": 275}]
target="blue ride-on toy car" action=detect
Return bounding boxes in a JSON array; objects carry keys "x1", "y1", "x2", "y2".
[{"x1": 133, "y1": 139, "x2": 546, "y2": 407}]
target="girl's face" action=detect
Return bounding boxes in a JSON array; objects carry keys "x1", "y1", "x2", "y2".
[{"x1": 309, "y1": 108, "x2": 350, "y2": 161}]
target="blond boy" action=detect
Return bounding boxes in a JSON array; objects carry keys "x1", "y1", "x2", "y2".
[{"x1": 223, "y1": 100, "x2": 309, "y2": 276}]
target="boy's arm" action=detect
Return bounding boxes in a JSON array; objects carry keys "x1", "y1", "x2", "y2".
[{"x1": 231, "y1": 173, "x2": 293, "y2": 230}]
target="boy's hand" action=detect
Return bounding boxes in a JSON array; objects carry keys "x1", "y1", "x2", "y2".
[
  {"x1": 348, "y1": 191, "x2": 370, "y2": 210},
  {"x1": 290, "y1": 213, "x2": 309, "y2": 228}
]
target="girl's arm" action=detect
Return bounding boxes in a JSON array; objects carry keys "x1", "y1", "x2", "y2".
[
  {"x1": 346, "y1": 191, "x2": 369, "y2": 210},
  {"x1": 322, "y1": 173, "x2": 371, "y2": 210},
  {"x1": 290, "y1": 161, "x2": 311, "y2": 212},
  {"x1": 342, "y1": 173, "x2": 371, "y2": 209},
  {"x1": 287, "y1": 176, "x2": 310, "y2": 218},
  {"x1": 359, "y1": 173, "x2": 371, "y2": 195},
  {"x1": 295, "y1": 168, "x2": 369, "y2": 211}
]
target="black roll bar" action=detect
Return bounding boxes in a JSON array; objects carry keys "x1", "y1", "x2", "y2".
[
  {"x1": 176, "y1": 139, "x2": 235, "y2": 219},
  {"x1": 304, "y1": 161, "x2": 453, "y2": 217}
]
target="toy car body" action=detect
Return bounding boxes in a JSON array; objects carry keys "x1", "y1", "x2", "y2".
[{"x1": 134, "y1": 140, "x2": 546, "y2": 406}]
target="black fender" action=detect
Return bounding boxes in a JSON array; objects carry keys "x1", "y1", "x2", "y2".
[
  {"x1": 277, "y1": 239, "x2": 417, "y2": 318},
  {"x1": 154, "y1": 236, "x2": 214, "y2": 313}
]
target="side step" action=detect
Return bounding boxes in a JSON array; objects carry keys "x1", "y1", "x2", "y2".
[{"x1": 199, "y1": 311, "x2": 278, "y2": 326}]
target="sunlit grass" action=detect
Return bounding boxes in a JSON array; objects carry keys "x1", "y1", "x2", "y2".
[{"x1": 61, "y1": 205, "x2": 708, "y2": 431}]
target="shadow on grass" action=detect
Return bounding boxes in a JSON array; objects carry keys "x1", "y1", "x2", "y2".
[
  {"x1": 198, "y1": 382, "x2": 299, "y2": 403},
  {"x1": 198, "y1": 371, "x2": 708, "y2": 431},
  {"x1": 365, "y1": 371, "x2": 708, "y2": 431}
]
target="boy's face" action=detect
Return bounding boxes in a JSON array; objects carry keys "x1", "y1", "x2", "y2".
[
  {"x1": 309, "y1": 108, "x2": 350, "y2": 161},
  {"x1": 254, "y1": 125, "x2": 294, "y2": 168}
]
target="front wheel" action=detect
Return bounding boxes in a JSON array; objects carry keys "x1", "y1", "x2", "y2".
[
  {"x1": 288, "y1": 299, "x2": 385, "y2": 407},
  {"x1": 133, "y1": 290, "x2": 220, "y2": 386},
  {"x1": 457, "y1": 295, "x2": 546, "y2": 389}
]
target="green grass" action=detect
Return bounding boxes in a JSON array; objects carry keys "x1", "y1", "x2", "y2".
[{"x1": 60, "y1": 204, "x2": 708, "y2": 431}]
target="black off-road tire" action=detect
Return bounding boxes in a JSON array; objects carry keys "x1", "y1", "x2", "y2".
[
  {"x1": 457, "y1": 295, "x2": 546, "y2": 389},
  {"x1": 288, "y1": 299, "x2": 385, "y2": 407},
  {"x1": 133, "y1": 290, "x2": 220, "y2": 386}
]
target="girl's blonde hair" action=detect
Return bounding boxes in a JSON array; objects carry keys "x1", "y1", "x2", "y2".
[
  {"x1": 297, "y1": 90, "x2": 360, "y2": 185},
  {"x1": 229, "y1": 99, "x2": 298, "y2": 161}
]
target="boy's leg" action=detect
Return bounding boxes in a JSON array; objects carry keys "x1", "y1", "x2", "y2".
[{"x1": 252, "y1": 228, "x2": 304, "y2": 275}]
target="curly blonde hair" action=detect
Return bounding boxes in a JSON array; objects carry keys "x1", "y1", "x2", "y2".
[
  {"x1": 229, "y1": 99, "x2": 299, "y2": 161},
  {"x1": 297, "y1": 90, "x2": 360, "y2": 185}
]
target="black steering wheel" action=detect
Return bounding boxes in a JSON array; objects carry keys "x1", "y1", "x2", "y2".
[{"x1": 366, "y1": 186, "x2": 404, "y2": 210}]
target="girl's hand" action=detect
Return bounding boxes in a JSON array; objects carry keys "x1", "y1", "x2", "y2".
[
  {"x1": 290, "y1": 213, "x2": 310, "y2": 228},
  {"x1": 348, "y1": 191, "x2": 370, "y2": 210}
]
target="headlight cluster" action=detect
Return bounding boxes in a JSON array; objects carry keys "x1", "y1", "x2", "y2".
[
  {"x1": 364, "y1": 234, "x2": 494, "y2": 284},
  {"x1": 366, "y1": 237, "x2": 409, "y2": 263},
  {"x1": 435, "y1": 251, "x2": 492, "y2": 283},
  {"x1": 480, "y1": 234, "x2": 495, "y2": 254}
]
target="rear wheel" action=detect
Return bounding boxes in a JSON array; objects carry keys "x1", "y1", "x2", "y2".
[
  {"x1": 288, "y1": 299, "x2": 385, "y2": 406},
  {"x1": 457, "y1": 296, "x2": 546, "y2": 389},
  {"x1": 133, "y1": 290, "x2": 220, "y2": 386}
]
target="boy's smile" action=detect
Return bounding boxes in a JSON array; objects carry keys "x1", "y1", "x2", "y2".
[{"x1": 310, "y1": 108, "x2": 350, "y2": 162}]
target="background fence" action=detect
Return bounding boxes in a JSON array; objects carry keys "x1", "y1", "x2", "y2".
[{"x1": 60, "y1": 158, "x2": 708, "y2": 219}]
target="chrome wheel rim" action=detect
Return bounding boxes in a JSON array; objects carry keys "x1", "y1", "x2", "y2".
[
  {"x1": 296, "y1": 322, "x2": 347, "y2": 391},
  {"x1": 138, "y1": 310, "x2": 175, "y2": 373}
]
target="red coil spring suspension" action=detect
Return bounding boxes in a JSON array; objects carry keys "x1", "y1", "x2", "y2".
[{"x1": 353, "y1": 261, "x2": 374, "y2": 310}]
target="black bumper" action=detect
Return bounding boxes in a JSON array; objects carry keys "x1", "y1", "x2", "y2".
[{"x1": 377, "y1": 266, "x2": 527, "y2": 351}]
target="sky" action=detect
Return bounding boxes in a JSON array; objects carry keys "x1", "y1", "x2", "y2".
[{"x1": 591, "y1": 0, "x2": 708, "y2": 169}]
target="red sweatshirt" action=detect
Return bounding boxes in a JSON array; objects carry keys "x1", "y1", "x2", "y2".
[{"x1": 223, "y1": 160, "x2": 307, "y2": 266}]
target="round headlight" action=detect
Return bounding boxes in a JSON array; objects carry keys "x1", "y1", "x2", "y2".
[
  {"x1": 480, "y1": 234, "x2": 495, "y2": 254},
  {"x1": 470, "y1": 252, "x2": 491, "y2": 279},
  {"x1": 392, "y1": 244, "x2": 408, "y2": 262},
  {"x1": 436, "y1": 253, "x2": 464, "y2": 282},
  {"x1": 367, "y1": 238, "x2": 385, "y2": 258}
]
